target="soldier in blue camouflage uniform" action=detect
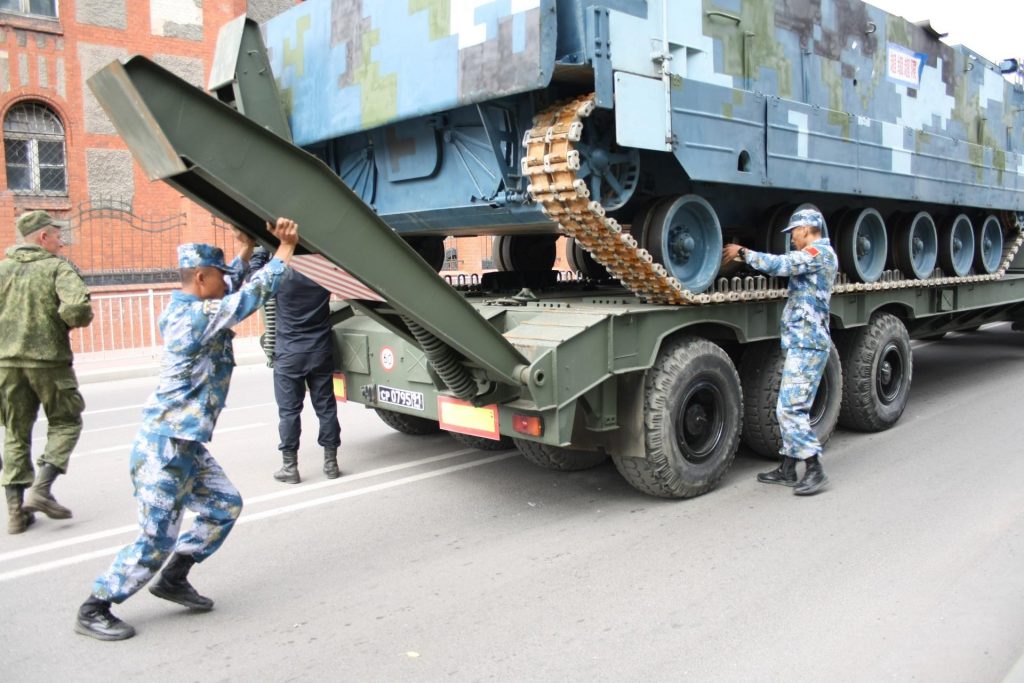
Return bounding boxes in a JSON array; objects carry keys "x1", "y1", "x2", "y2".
[
  {"x1": 74, "y1": 218, "x2": 300, "y2": 641},
  {"x1": 1, "y1": 210, "x2": 93, "y2": 534},
  {"x1": 722, "y1": 208, "x2": 838, "y2": 495}
]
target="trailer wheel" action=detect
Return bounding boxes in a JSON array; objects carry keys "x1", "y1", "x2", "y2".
[
  {"x1": 739, "y1": 341, "x2": 842, "y2": 458},
  {"x1": 612, "y1": 337, "x2": 742, "y2": 499},
  {"x1": 513, "y1": 439, "x2": 608, "y2": 471},
  {"x1": 448, "y1": 431, "x2": 514, "y2": 451},
  {"x1": 835, "y1": 312, "x2": 912, "y2": 431},
  {"x1": 374, "y1": 408, "x2": 440, "y2": 435}
]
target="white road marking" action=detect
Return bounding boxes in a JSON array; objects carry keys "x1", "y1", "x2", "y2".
[
  {"x1": 0, "y1": 451, "x2": 515, "y2": 582},
  {"x1": 0, "y1": 447, "x2": 485, "y2": 564}
]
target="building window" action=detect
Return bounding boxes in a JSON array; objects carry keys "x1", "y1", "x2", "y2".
[
  {"x1": 0, "y1": 1, "x2": 57, "y2": 18},
  {"x1": 4, "y1": 102, "x2": 67, "y2": 196},
  {"x1": 441, "y1": 246, "x2": 459, "y2": 271}
]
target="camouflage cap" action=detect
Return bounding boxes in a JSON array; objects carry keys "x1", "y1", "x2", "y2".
[
  {"x1": 783, "y1": 208, "x2": 826, "y2": 233},
  {"x1": 177, "y1": 243, "x2": 235, "y2": 272},
  {"x1": 17, "y1": 210, "x2": 69, "y2": 236}
]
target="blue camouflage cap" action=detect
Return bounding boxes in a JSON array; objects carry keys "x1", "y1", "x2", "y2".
[
  {"x1": 783, "y1": 208, "x2": 826, "y2": 233},
  {"x1": 177, "y1": 243, "x2": 234, "y2": 272}
]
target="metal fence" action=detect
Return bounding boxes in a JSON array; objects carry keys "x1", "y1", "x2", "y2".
[
  {"x1": 72, "y1": 289, "x2": 263, "y2": 356},
  {"x1": 60, "y1": 198, "x2": 237, "y2": 286}
]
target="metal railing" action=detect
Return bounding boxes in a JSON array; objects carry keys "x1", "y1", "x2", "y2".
[{"x1": 72, "y1": 289, "x2": 262, "y2": 356}]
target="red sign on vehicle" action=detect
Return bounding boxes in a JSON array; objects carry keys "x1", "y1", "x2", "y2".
[{"x1": 380, "y1": 346, "x2": 396, "y2": 372}]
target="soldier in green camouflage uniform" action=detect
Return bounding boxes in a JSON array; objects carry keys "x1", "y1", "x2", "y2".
[{"x1": 0, "y1": 210, "x2": 93, "y2": 534}]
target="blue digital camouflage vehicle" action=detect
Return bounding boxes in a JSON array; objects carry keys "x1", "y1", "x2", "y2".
[{"x1": 89, "y1": 0, "x2": 1024, "y2": 498}]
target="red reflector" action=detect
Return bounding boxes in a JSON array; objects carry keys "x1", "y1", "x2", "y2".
[
  {"x1": 513, "y1": 414, "x2": 543, "y2": 437},
  {"x1": 333, "y1": 373, "x2": 347, "y2": 402}
]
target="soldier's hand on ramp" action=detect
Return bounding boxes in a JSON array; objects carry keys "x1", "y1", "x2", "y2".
[{"x1": 267, "y1": 218, "x2": 299, "y2": 265}]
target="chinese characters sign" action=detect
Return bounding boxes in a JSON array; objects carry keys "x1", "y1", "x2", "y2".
[{"x1": 887, "y1": 43, "x2": 928, "y2": 89}]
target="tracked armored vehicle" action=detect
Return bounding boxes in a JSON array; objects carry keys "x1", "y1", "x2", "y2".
[{"x1": 89, "y1": 0, "x2": 1024, "y2": 498}]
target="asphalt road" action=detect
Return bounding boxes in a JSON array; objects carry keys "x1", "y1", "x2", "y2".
[{"x1": 1, "y1": 325, "x2": 1023, "y2": 682}]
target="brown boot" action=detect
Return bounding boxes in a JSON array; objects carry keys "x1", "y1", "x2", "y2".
[
  {"x1": 23, "y1": 463, "x2": 73, "y2": 519},
  {"x1": 5, "y1": 486, "x2": 35, "y2": 534}
]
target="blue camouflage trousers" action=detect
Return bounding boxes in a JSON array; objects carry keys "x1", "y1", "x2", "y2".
[
  {"x1": 91, "y1": 430, "x2": 242, "y2": 603},
  {"x1": 776, "y1": 347, "x2": 829, "y2": 461}
]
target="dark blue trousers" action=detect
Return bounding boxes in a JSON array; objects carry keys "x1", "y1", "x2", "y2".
[{"x1": 272, "y1": 351, "x2": 341, "y2": 452}]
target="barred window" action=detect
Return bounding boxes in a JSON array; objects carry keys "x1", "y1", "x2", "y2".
[
  {"x1": 4, "y1": 102, "x2": 67, "y2": 196},
  {"x1": 0, "y1": 1, "x2": 57, "y2": 18},
  {"x1": 441, "y1": 246, "x2": 459, "y2": 271}
]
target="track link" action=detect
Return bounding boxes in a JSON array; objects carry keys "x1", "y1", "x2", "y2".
[{"x1": 522, "y1": 95, "x2": 1024, "y2": 305}]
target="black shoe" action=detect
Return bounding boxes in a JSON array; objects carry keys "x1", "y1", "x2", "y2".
[
  {"x1": 756, "y1": 457, "x2": 799, "y2": 487},
  {"x1": 794, "y1": 456, "x2": 829, "y2": 496},
  {"x1": 273, "y1": 451, "x2": 300, "y2": 484},
  {"x1": 75, "y1": 597, "x2": 136, "y2": 641},
  {"x1": 149, "y1": 577, "x2": 214, "y2": 610},
  {"x1": 323, "y1": 448, "x2": 341, "y2": 480},
  {"x1": 148, "y1": 553, "x2": 214, "y2": 610}
]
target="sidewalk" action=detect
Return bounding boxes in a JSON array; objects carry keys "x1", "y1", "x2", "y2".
[{"x1": 74, "y1": 336, "x2": 269, "y2": 384}]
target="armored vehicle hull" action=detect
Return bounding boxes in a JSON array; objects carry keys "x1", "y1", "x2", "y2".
[{"x1": 261, "y1": 0, "x2": 1024, "y2": 294}]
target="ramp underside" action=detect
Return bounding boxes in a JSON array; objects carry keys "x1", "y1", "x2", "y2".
[{"x1": 87, "y1": 57, "x2": 527, "y2": 387}]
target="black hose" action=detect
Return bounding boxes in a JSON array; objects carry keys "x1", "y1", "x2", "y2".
[{"x1": 401, "y1": 316, "x2": 478, "y2": 401}]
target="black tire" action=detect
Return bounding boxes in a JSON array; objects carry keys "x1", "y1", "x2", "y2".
[
  {"x1": 835, "y1": 312, "x2": 913, "y2": 431},
  {"x1": 374, "y1": 408, "x2": 440, "y2": 436},
  {"x1": 612, "y1": 337, "x2": 742, "y2": 499},
  {"x1": 513, "y1": 439, "x2": 608, "y2": 471},
  {"x1": 739, "y1": 341, "x2": 842, "y2": 458},
  {"x1": 448, "y1": 430, "x2": 514, "y2": 451}
]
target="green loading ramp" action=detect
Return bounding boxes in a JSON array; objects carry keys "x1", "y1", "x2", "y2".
[{"x1": 87, "y1": 57, "x2": 528, "y2": 389}]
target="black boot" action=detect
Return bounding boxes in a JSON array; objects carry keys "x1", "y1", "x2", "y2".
[
  {"x1": 148, "y1": 553, "x2": 214, "y2": 610},
  {"x1": 23, "y1": 463, "x2": 72, "y2": 519},
  {"x1": 273, "y1": 450, "x2": 300, "y2": 484},
  {"x1": 5, "y1": 486, "x2": 35, "y2": 534},
  {"x1": 74, "y1": 596, "x2": 136, "y2": 641},
  {"x1": 756, "y1": 457, "x2": 799, "y2": 487},
  {"x1": 794, "y1": 456, "x2": 829, "y2": 496},
  {"x1": 323, "y1": 448, "x2": 341, "y2": 479}
]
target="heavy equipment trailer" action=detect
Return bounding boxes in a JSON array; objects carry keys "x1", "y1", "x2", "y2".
[{"x1": 87, "y1": 3, "x2": 1024, "y2": 498}]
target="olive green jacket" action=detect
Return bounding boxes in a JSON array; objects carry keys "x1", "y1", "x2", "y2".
[{"x1": 0, "y1": 245, "x2": 93, "y2": 367}]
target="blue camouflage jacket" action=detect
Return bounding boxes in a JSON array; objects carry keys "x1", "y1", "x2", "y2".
[
  {"x1": 744, "y1": 238, "x2": 838, "y2": 350},
  {"x1": 140, "y1": 256, "x2": 286, "y2": 442}
]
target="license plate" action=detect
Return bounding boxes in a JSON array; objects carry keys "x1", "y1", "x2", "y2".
[{"x1": 377, "y1": 385, "x2": 425, "y2": 411}]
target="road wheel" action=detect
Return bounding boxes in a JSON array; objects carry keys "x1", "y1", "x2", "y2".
[
  {"x1": 448, "y1": 431, "x2": 514, "y2": 450},
  {"x1": 612, "y1": 337, "x2": 742, "y2": 499},
  {"x1": 739, "y1": 341, "x2": 842, "y2": 458},
  {"x1": 835, "y1": 312, "x2": 912, "y2": 431},
  {"x1": 375, "y1": 408, "x2": 440, "y2": 435},
  {"x1": 513, "y1": 439, "x2": 608, "y2": 471}
]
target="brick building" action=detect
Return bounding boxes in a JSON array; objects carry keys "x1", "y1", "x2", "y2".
[{"x1": 0, "y1": 0, "x2": 296, "y2": 269}]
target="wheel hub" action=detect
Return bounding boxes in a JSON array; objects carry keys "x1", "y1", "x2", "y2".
[
  {"x1": 857, "y1": 234, "x2": 871, "y2": 258},
  {"x1": 684, "y1": 404, "x2": 708, "y2": 434},
  {"x1": 668, "y1": 227, "x2": 696, "y2": 263},
  {"x1": 876, "y1": 343, "x2": 903, "y2": 404},
  {"x1": 879, "y1": 360, "x2": 892, "y2": 386},
  {"x1": 674, "y1": 380, "x2": 725, "y2": 464},
  {"x1": 589, "y1": 147, "x2": 610, "y2": 173}
]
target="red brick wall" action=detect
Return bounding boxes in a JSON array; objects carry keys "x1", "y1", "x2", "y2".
[{"x1": 0, "y1": 1, "x2": 254, "y2": 253}]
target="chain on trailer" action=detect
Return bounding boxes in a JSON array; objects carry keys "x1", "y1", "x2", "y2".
[{"x1": 522, "y1": 95, "x2": 1024, "y2": 306}]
